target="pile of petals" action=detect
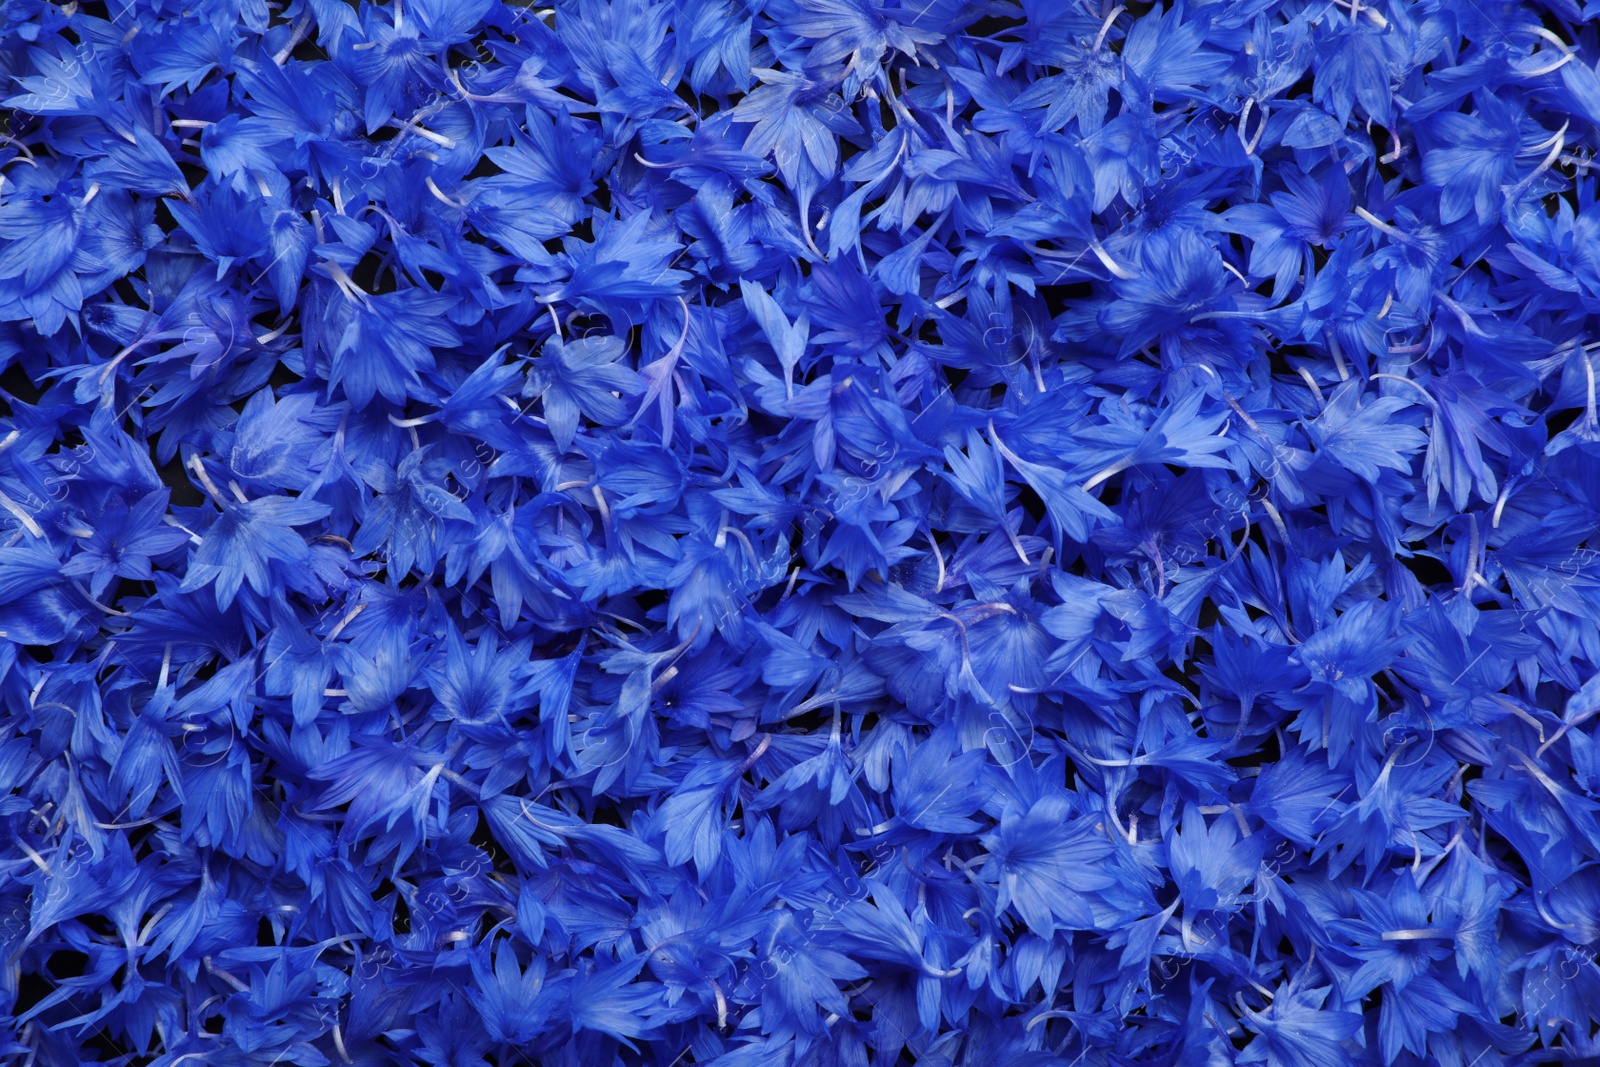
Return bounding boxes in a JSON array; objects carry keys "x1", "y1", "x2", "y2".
[{"x1": 9, "y1": 0, "x2": 1600, "y2": 1063}]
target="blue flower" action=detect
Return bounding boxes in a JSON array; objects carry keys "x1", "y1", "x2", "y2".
[
  {"x1": 523, "y1": 333, "x2": 641, "y2": 452},
  {"x1": 1238, "y1": 978, "x2": 1364, "y2": 1067},
  {"x1": 60, "y1": 489, "x2": 188, "y2": 598},
  {"x1": 180, "y1": 487, "x2": 333, "y2": 608}
]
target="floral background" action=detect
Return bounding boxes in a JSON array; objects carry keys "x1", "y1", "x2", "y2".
[{"x1": 4, "y1": 0, "x2": 1600, "y2": 1064}]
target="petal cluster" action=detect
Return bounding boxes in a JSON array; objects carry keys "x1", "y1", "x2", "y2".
[{"x1": 2, "y1": 1, "x2": 1600, "y2": 1065}]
